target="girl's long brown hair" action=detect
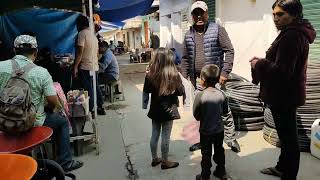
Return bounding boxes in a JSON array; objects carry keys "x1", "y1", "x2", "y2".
[{"x1": 148, "y1": 48, "x2": 181, "y2": 96}]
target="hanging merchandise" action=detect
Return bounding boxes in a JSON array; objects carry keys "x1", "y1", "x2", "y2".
[
  {"x1": 311, "y1": 119, "x2": 320, "y2": 159},
  {"x1": 67, "y1": 90, "x2": 90, "y2": 117}
]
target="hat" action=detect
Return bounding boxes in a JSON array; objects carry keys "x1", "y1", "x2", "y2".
[
  {"x1": 191, "y1": 1, "x2": 208, "y2": 13},
  {"x1": 14, "y1": 35, "x2": 38, "y2": 49}
]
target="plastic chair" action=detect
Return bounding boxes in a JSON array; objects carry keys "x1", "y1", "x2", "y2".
[
  {"x1": 0, "y1": 153, "x2": 37, "y2": 180},
  {"x1": 0, "y1": 126, "x2": 53, "y2": 155}
]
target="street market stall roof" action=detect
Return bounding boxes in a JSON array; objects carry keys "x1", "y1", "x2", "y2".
[
  {"x1": 0, "y1": 0, "x2": 83, "y2": 14},
  {"x1": 97, "y1": 0, "x2": 154, "y2": 22},
  {"x1": 100, "y1": 21, "x2": 125, "y2": 33},
  {"x1": 1, "y1": 0, "x2": 155, "y2": 23},
  {"x1": 0, "y1": 8, "x2": 80, "y2": 55}
]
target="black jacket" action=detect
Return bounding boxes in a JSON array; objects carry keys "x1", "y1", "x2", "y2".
[
  {"x1": 252, "y1": 21, "x2": 316, "y2": 107},
  {"x1": 143, "y1": 75, "x2": 185, "y2": 122}
]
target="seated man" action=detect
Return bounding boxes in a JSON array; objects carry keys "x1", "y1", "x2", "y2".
[
  {"x1": 170, "y1": 48, "x2": 181, "y2": 65},
  {"x1": 98, "y1": 41, "x2": 119, "y2": 83},
  {"x1": 0, "y1": 34, "x2": 83, "y2": 172},
  {"x1": 109, "y1": 40, "x2": 116, "y2": 54}
]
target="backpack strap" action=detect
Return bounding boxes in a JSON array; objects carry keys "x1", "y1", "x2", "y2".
[{"x1": 11, "y1": 59, "x2": 36, "y2": 80}]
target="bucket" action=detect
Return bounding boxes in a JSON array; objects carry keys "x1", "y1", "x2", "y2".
[{"x1": 311, "y1": 119, "x2": 320, "y2": 159}]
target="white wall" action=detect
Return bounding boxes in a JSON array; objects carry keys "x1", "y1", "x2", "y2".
[
  {"x1": 216, "y1": 0, "x2": 278, "y2": 80},
  {"x1": 159, "y1": 0, "x2": 194, "y2": 22},
  {"x1": 159, "y1": 0, "x2": 193, "y2": 51},
  {"x1": 171, "y1": 12, "x2": 183, "y2": 52},
  {"x1": 134, "y1": 29, "x2": 142, "y2": 49},
  {"x1": 160, "y1": 0, "x2": 278, "y2": 80},
  {"x1": 149, "y1": 17, "x2": 160, "y2": 33}
]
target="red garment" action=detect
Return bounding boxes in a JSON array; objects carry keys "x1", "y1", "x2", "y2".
[{"x1": 53, "y1": 82, "x2": 71, "y2": 127}]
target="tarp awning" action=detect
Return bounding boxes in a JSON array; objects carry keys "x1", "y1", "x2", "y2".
[
  {"x1": 0, "y1": 8, "x2": 80, "y2": 54},
  {"x1": 0, "y1": 0, "x2": 82, "y2": 14},
  {"x1": 97, "y1": 0, "x2": 154, "y2": 22},
  {"x1": 1, "y1": 0, "x2": 155, "y2": 22},
  {"x1": 100, "y1": 21, "x2": 124, "y2": 32}
]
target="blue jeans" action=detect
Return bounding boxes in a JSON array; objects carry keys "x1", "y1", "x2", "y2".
[
  {"x1": 43, "y1": 113, "x2": 72, "y2": 167},
  {"x1": 150, "y1": 120, "x2": 173, "y2": 161},
  {"x1": 78, "y1": 69, "x2": 104, "y2": 111}
]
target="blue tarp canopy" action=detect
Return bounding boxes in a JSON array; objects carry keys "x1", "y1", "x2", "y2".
[
  {"x1": 0, "y1": 0, "x2": 154, "y2": 54},
  {"x1": 0, "y1": 0, "x2": 82, "y2": 14},
  {"x1": 0, "y1": 8, "x2": 80, "y2": 55},
  {"x1": 100, "y1": 21, "x2": 124, "y2": 33},
  {"x1": 97, "y1": 0, "x2": 154, "y2": 22}
]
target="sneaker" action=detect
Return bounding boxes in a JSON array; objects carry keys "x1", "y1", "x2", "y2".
[
  {"x1": 151, "y1": 158, "x2": 162, "y2": 167},
  {"x1": 97, "y1": 107, "x2": 106, "y2": 115},
  {"x1": 189, "y1": 143, "x2": 201, "y2": 152},
  {"x1": 227, "y1": 140, "x2": 241, "y2": 153},
  {"x1": 62, "y1": 160, "x2": 83, "y2": 172},
  {"x1": 91, "y1": 112, "x2": 96, "y2": 119}
]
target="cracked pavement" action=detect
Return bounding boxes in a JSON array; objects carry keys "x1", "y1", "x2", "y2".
[{"x1": 73, "y1": 54, "x2": 320, "y2": 180}]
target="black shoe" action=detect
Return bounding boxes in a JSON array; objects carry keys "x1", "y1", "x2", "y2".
[
  {"x1": 91, "y1": 112, "x2": 96, "y2": 119},
  {"x1": 213, "y1": 169, "x2": 232, "y2": 180},
  {"x1": 161, "y1": 161, "x2": 179, "y2": 170},
  {"x1": 196, "y1": 174, "x2": 210, "y2": 180},
  {"x1": 227, "y1": 140, "x2": 241, "y2": 153},
  {"x1": 97, "y1": 107, "x2": 106, "y2": 115},
  {"x1": 62, "y1": 160, "x2": 83, "y2": 172},
  {"x1": 189, "y1": 143, "x2": 201, "y2": 152}
]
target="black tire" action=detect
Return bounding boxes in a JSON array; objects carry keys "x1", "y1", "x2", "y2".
[{"x1": 32, "y1": 159, "x2": 65, "y2": 180}]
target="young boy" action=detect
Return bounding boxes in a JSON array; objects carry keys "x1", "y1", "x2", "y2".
[{"x1": 193, "y1": 64, "x2": 232, "y2": 180}]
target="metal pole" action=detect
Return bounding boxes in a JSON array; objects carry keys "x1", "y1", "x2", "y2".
[
  {"x1": 88, "y1": 0, "x2": 98, "y2": 118},
  {"x1": 82, "y1": 0, "x2": 87, "y2": 16}
]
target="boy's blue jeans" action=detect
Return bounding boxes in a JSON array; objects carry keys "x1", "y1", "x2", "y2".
[{"x1": 43, "y1": 112, "x2": 72, "y2": 167}]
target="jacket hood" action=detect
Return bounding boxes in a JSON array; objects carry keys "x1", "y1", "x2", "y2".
[{"x1": 286, "y1": 21, "x2": 317, "y2": 44}]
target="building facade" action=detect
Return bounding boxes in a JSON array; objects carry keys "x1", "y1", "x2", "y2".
[{"x1": 159, "y1": 0, "x2": 319, "y2": 80}]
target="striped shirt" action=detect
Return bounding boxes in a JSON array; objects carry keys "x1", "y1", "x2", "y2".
[{"x1": 0, "y1": 55, "x2": 57, "y2": 126}]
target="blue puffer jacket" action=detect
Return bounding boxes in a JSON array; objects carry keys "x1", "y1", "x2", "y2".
[{"x1": 182, "y1": 22, "x2": 224, "y2": 86}]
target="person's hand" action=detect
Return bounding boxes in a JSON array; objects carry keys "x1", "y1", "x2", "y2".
[
  {"x1": 249, "y1": 56, "x2": 261, "y2": 69},
  {"x1": 73, "y1": 67, "x2": 78, "y2": 78},
  {"x1": 146, "y1": 65, "x2": 150, "y2": 74},
  {"x1": 250, "y1": 59, "x2": 259, "y2": 69},
  {"x1": 219, "y1": 75, "x2": 228, "y2": 86}
]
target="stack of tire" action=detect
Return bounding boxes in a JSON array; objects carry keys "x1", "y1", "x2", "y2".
[
  {"x1": 225, "y1": 74, "x2": 265, "y2": 131},
  {"x1": 263, "y1": 62, "x2": 320, "y2": 152}
]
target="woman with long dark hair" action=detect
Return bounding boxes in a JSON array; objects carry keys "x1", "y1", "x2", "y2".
[
  {"x1": 143, "y1": 48, "x2": 185, "y2": 170},
  {"x1": 250, "y1": 0, "x2": 316, "y2": 179}
]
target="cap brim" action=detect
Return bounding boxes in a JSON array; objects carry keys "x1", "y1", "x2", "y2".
[{"x1": 191, "y1": 7, "x2": 207, "y2": 14}]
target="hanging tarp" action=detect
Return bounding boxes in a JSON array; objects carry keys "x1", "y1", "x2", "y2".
[
  {"x1": 97, "y1": 0, "x2": 154, "y2": 22},
  {"x1": 0, "y1": 0, "x2": 82, "y2": 14},
  {"x1": 0, "y1": 8, "x2": 80, "y2": 55},
  {"x1": 100, "y1": 21, "x2": 124, "y2": 32}
]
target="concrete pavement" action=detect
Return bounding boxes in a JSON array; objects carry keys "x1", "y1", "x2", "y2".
[{"x1": 73, "y1": 54, "x2": 320, "y2": 180}]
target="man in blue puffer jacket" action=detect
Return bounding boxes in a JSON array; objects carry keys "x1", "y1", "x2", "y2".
[{"x1": 181, "y1": 1, "x2": 240, "y2": 153}]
